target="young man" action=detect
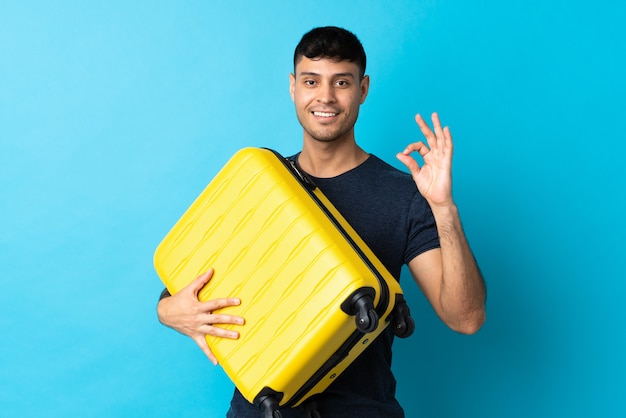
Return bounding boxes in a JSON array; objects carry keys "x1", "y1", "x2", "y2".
[{"x1": 157, "y1": 26, "x2": 486, "y2": 417}]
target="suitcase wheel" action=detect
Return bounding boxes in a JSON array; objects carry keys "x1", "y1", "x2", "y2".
[
  {"x1": 392, "y1": 296, "x2": 415, "y2": 338},
  {"x1": 255, "y1": 388, "x2": 283, "y2": 418},
  {"x1": 341, "y1": 287, "x2": 379, "y2": 333},
  {"x1": 357, "y1": 307, "x2": 379, "y2": 333},
  {"x1": 258, "y1": 396, "x2": 281, "y2": 418}
]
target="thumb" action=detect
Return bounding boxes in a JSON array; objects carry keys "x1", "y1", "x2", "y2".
[
  {"x1": 194, "y1": 335, "x2": 219, "y2": 366},
  {"x1": 396, "y1": 152, "x2": 421, "y2": 177}
]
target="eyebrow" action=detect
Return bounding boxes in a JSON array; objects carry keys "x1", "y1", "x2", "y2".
[{"x1": 298, "y1": 71, "x2": 357, "y2": 79}]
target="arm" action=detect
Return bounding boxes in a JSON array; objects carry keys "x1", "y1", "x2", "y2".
[
  {"x1": 157, "y1": 268, "x2": 245, "y2": 364},
  {"x1": 397, "y1": 113, "x2": 486, "y2": 334}
]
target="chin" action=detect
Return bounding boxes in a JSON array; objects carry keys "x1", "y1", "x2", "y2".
[{"x1": 306, "y1": 129, "x2": 352, "y2": 144}]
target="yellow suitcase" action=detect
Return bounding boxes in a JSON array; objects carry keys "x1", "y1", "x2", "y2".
[{"x1": 154, "y1": 147, "x2": 414, "y2": 417}]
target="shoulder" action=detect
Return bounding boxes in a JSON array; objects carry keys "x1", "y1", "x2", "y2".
[
  {"x1": 366, "y1": 155, "x2": 416, "y2": 190},
  {"x1": 367, "y1": 155, "x2": 410, "y2": 177}
]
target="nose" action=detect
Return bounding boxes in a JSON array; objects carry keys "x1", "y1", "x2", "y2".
[{"x1": 317, "y1": 83, "x2": 336, "y2": 104}]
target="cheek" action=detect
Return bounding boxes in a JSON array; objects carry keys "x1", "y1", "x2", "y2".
[
  {"x1": 293, "y1": 91, "x2": 311, "y2": 108},
  {"x1": 348, "y1": 93, "x2": 364, "y2": 111}
]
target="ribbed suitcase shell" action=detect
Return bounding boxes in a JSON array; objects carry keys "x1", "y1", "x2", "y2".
[{"x1": 154, "y1": 147, "x2": 407, "y2": 411}]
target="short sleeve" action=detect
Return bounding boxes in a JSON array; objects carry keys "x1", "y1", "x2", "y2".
[{"x1": 404, "y1": 190, "x2": 440, "y2": 264}]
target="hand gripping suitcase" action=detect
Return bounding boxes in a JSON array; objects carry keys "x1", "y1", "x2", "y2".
[{"x1": 154, "y1": 147, "x2": 414, "y2": 417}]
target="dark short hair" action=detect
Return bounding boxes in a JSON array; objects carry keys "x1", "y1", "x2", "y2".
[{"x1": 293, "y1": 26, "x2": 366, "y2": 77}]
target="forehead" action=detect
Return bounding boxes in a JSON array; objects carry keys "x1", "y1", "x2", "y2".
[{"x1": 294, "y1": 57, "x2": 361, "y2": 78}]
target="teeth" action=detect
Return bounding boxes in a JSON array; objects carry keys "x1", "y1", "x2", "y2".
[{"x1": 313, "y1": 111, "x2": 337, "y2": 117}]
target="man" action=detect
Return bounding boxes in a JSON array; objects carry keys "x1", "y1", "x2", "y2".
[{"x1": 157, "y1": 26, "x2": 486, "y2": 417}]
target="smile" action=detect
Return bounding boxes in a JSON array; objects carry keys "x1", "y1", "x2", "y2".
[{"x1": 313, "y1": 111, "x2": 338, "y2": 118}]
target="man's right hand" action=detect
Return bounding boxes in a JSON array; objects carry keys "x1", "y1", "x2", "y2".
[{"x1": 157, "y1": 268, "x2": 245, "y2": 365}]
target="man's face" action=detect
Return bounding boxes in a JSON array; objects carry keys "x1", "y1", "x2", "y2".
[{"x1": 290, "y1": 57, "x2": 369, "y2": 144}]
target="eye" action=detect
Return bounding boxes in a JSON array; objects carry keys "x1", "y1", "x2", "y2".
[
  {"x1": 303, "y1": 79, "x2": 317, "y2": 86},
  {"x1": 335, "y1": 80, "x2": 349, "y2": 88}
]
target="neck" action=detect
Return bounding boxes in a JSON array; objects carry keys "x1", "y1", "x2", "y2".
[{"x1": 298, "y1": 138, "x2": 369, "y2": 178}]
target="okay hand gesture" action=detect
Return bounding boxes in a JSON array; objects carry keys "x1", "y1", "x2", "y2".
[{"x1": 396, "y1": 113, "x2": 454, "y2": 208}]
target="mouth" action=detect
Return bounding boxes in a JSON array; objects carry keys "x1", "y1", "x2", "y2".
[{"x1": 312, "y1": 111, "x2": 338, "y2": 118}]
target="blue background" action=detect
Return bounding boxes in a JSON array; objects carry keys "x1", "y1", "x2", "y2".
[{"x1": 2, "y1": 1, "x2": 625, "y2": 417}]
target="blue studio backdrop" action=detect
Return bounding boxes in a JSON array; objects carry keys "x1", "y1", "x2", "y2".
[{"x1": 1, "y1": 1, "x2": 625, "y2": 417}]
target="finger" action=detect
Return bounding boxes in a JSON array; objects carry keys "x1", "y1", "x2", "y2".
[
  {"x1": 194, "y1": 335, "x2": 219, "y2": 365},
  {"x1": 207, "y1": 312, "x2": 245, "y2": 326},
  {"x1": 432, "y1": 112, "x2": 454, "y2": 155},
  {"x1": 443, "y1": 126, "x2": 454, "y2": 153},
  {"x1": 189, "y1": 268, "x2": 214, "y2": 297},
  {"x1": 431, "y1": 112, "x2": 445, "y2": 143},
  {"x1": 203, "y1": 297, "x2": 241, "y2": 312},
  {"x1": 396, "y1": 152, "x2": 421, "y2": 177},
  {"x1": 415, "y1": 114, "x2": 436, "y2": 149},
  {"x1": 401, "y1": 141, "x2": 430, "y2": 157},
  {"x1": 203, "y1": 324, "x2": 241, "y2": 340}
]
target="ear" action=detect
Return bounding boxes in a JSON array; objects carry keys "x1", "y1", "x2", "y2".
[
  {"x1": 359, "y1": 75, "x2": 370, "y2": 104},
  {"x1": 289, "y1": 73, "x2": 296, "y2": 102}
]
